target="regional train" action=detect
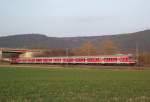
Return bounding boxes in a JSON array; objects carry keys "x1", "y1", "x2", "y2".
[{"x1": 10, "y1": 54, "x2": 136, "y2": 65}]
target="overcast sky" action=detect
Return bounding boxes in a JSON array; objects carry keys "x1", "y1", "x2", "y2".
[{"x1": 0, "y1": 0, "x2": 150, "y2": 37}]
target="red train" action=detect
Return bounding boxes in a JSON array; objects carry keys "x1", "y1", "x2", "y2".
[{"x1": 11, "y1": 54, "x2": 136, "y2": 65}]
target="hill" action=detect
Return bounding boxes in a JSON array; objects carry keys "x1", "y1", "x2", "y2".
[{"x1": 0, "y1": 30, "x2": 150, "y2": 53}]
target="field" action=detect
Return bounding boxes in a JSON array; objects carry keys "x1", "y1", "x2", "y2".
[{"x1": 0, "y1": 66, "x2": 150, "y2": 102}]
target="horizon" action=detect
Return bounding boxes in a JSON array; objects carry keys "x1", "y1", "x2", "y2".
[
  {"x1": 0, "y1": 0, "x2": 150, "y2": 37},
  {"x1": 0, "y1": 29, "x2": 149, "y2": 38}
]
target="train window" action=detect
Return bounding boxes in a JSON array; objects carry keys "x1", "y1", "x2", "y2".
[
  {"x1": 36, "y1": 59, "x2": 42, "y2": 62},
  {"x1": 68, "y1": 58, "x2": 73, "y2": 62},
  {"x1": 63, "y1": 58, "x2": 67, "y2": 62},
  {"x1": 43, "y1": 59, "x2": 48, "y2": 62},
  {"x1": 95, "y1": 58, "x2": 100, "y2": 62},
  {"x1": 112, "y1": 58, "x2": 117, "y2": 61},
  {"x1": 87, "y1": 58, "x2": 99, "y2": 62},
  {"x1": 54, "y1": 59, "x2": 61, "y2": 62},
  {"x1": 104, "y1": 58, "x2": 108, "y2": 61},
  {"x1": 87, "y1": 58, "x2": 91, "y2": 62},
  {"x1": 108, "y1": 58, "x2": 112, "y2": 62},
  {"x1": 122, "y1": 57, "x2": 126, "y2": 61},
  {"x1": 104, "y1": 58, "x2": 106, "y2": 61},
  {"x1": 48, "y1": 59, "x2": 52, "y2": 62},
  {"x1": 75, "y1": 58, "x2": 85, "y2": 62}
]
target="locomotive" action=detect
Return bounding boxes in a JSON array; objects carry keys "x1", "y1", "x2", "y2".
[{"x1": 11, "y1": 54, "x2": 136, "y2": 65}]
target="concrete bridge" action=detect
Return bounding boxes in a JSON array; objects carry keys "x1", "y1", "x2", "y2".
[{"x1": 0, "y1": 48, "x2": 40, "y2": 59}]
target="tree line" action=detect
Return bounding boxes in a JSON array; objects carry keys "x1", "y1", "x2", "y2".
[
  {"x1": 34, "y1": 38, "x2": 121, "y2": 57},
  {"x1": 32, "y1": 38, "x2": 150, "y2": 66}
]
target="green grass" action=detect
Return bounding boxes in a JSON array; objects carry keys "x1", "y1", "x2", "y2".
[{"x1": 0, "y1": 66, "x2": 150, "y2": 102}]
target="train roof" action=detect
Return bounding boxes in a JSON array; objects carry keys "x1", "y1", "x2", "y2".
[{"x1": 29, "y1": 54, "x2": 133, "y2": 59}]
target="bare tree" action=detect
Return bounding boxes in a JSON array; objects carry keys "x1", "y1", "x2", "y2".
[
  {"x1": 139, "y1": 52, "x2": 150, "y2": 66},
  {"x1": 73, "y1": 41, "x2": 97, "y2": 56},
  {"x1": 99, "y1": 38, "x2": 120, "y2": 55}
]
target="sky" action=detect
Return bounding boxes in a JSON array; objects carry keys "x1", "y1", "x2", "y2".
[{"x1": 0, "y1": 0, "x2": 150, "y2": 37}]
